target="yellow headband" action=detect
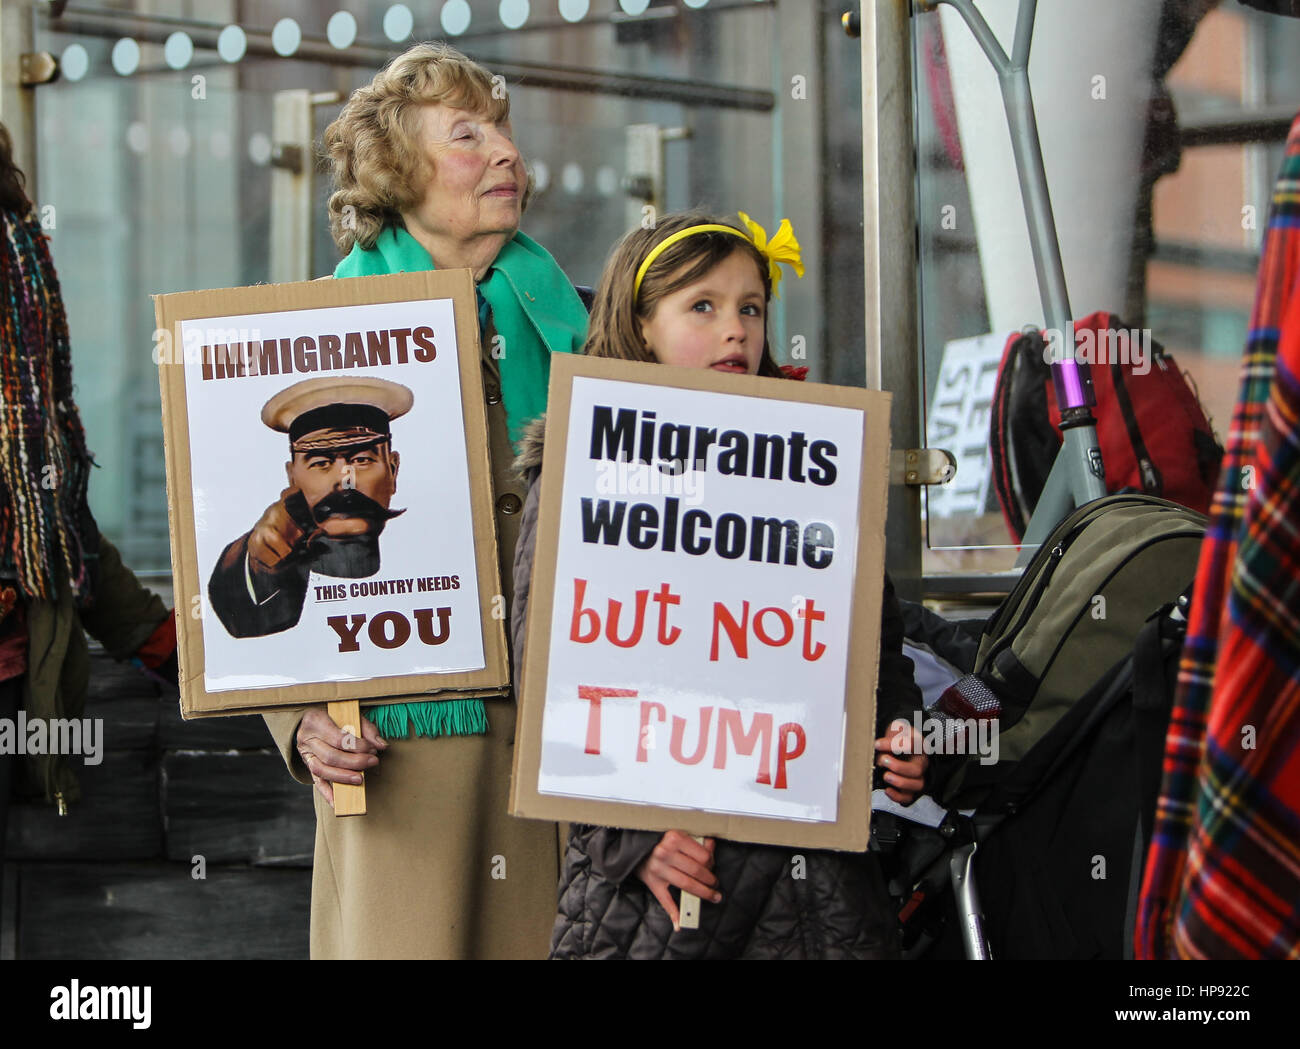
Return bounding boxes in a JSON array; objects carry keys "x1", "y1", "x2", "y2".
[{"x1": 632, "y1": 213, "x2": 805, "y2": 303}]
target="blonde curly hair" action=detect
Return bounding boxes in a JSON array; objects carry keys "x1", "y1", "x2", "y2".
[{"x1": 324, "y1": 42, "x2": 516, "y2": 253}]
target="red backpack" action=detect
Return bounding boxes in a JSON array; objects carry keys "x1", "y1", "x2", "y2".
[{"x1": 989, "y1": 310, "x2": 1223, "y2": 542}]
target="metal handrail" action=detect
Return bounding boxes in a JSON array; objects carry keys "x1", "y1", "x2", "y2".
[{"x1": 46, "y1": 4, "x2": 776, "y2": 111}]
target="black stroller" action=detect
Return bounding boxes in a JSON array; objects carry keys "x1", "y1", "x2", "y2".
[{"x1": 888, "y1": 583, "x2": 1190, "y2": 960}]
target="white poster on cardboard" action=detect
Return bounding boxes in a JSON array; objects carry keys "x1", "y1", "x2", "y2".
[
  {"x1": 180, "y1": 299, "x2": 485, "y2": 691},
  {"x1": 537, "y1": 376, "x2": 865, "y2": 823}
]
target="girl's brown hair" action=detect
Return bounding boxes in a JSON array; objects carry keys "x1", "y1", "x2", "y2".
[
  {"x1": 583, "y1": 212, "x2": 783, "y2": 378},
  {"x1": 324, "y1": 42, "x2": 525, "y2": 252}
]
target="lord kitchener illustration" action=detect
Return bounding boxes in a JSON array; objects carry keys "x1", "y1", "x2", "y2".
[{"x1": 208, "y1": 376, "x2": 411, "y2": 638}]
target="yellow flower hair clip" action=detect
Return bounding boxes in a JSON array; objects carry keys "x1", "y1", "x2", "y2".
[{"x1": 738, "y1": 212, "x2": 805, "y2": 298}]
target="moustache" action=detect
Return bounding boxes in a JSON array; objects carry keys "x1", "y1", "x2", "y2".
[{"x1": 309, "y1": 487, "x2": 406, "y2": 524}]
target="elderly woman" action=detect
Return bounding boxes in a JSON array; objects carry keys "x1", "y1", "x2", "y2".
[{"x1": 262, "y1": 43, "x2": 587, "y2": 959}]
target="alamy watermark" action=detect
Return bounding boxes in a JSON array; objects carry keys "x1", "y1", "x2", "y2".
[
  {"x1": 1040, "y1": 326, "x2": 1152, "y2": 376},
  {"x1": 894, "y1": 711, "x2": 999, "y2": 766},
  {"x1": 0, "y1": 713, "x2": 103, "y2": 765},
  {"x1": 594, "y1": 458, "x2": 706, "y2": 506},
  {"x1": 50, "y1": 981, "x2": 151, "y2": 1029}
]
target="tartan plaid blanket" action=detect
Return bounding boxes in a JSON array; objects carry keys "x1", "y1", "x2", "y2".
[{"x1": 1136, "y1": 113, "x2": 1300, "y2": 958}]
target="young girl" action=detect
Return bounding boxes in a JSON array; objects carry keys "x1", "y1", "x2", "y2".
[{"x1": 511, "y1": 212, "x2": 929, "y2": 959}]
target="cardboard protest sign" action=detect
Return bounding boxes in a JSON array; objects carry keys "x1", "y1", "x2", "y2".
[
  {"x1": 156, "y1": 270, "x2": 508, "y2": 717},
  {"x1": 511, "y1": 355, "x2": 891, "y2": 850},
  {"x1": 926, "y1": 332, "x2": 1002, "y2": 519}
]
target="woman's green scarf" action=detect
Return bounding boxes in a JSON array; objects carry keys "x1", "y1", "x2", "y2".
[
  {"x1": 334, "y1": 224, "x2": 586, "y2": 446},
  {"x1": 333, "y1": 224, "x2": 586, "y2": 739}
]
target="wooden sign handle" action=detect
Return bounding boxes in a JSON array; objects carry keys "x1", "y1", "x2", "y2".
[
  {"x1": 327, "y1": 700, "x2": 367, "y2": 817},
  {"x1": 678, "y1": 835, "x2": 706, "y2": 929}
]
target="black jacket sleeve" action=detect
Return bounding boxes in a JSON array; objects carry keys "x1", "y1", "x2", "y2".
[
  {"x1": 207, "y1": 532, "x2": 310, "y2": 638},
  {"x1": 77, "y1": 535, "x2": 169, "y2": 657},
  {"x1": 875, "y1": 573, "x2": 923, "y2": 734},
  {"x1": 896, "y1": 596, "x2": 985, "y2": 675},
  {"x1": 875, "y1": 573, "x2": 963, "y2": 798}
]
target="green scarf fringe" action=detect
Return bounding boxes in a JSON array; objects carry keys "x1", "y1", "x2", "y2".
[{"x1": 366, "y1": 698, "x2": 489, "y2": 740}]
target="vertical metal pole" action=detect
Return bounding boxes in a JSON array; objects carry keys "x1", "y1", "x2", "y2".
[
  {"x1": 623, "y1": 123, "x2": 690, "y2": 232},
  {"x1": 625, "y1": 123, "x2": 664, "y2": 231},
  {"x1": 773, "y1": 0, "x2": 823, "y2": 388},
  {"x1": 998, "y1": 10, "x2": 1072, "y2": 338},
  {"x1": 863, "y1": 0, "x2": 923, "y2": 601},
  {"x1": 270, "y1": 89, "x2": 315, "y2": 284}
]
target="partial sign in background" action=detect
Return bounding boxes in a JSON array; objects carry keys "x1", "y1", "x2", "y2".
[
  {"x1": 512, "y1": 355, "x2": 892, "y2": 851},
  {"x1": 156, "y1": 270, "x2": 508, "y2": 718},
  {"x1": 925, "y1": 331, "x2": 1003, "y2": 520}
]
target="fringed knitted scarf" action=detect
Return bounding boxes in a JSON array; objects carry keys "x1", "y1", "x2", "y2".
[{"x1": 0, "y1": 207, "x2": 97, "y2": 606}]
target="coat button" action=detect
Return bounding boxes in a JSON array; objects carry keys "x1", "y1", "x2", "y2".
[
  {"x1": 497, "y1": 492, "x2": 522, "y2": 515},
  {"x1": 485, "y1": 383, "x2": 502, "y2": 406}
]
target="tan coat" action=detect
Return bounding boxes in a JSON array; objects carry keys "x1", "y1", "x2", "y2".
[{"x1": 264, "y1": 337, "x2": 560, "y2": 959}]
